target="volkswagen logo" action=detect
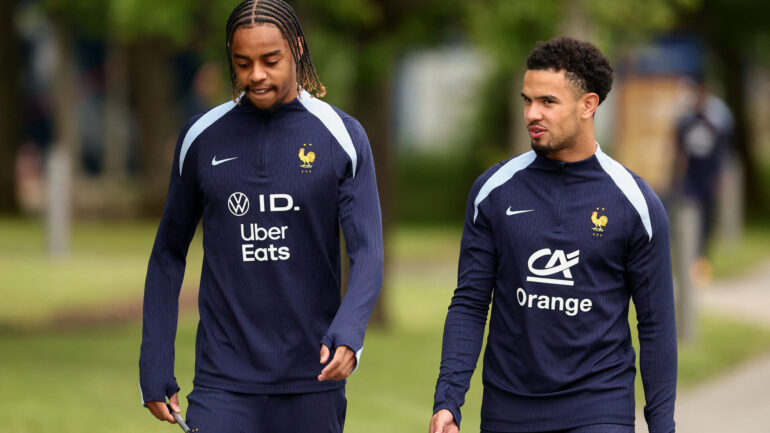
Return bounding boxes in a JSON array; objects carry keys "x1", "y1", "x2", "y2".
[{"x1": 228, "y1": 192, "x2": 250, "y2": 216}]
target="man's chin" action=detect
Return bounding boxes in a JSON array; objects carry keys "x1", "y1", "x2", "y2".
[
  {"x1": 530, "y1": 141, "x2": 553, "y2": 155},
  {"x1": 248, "y1": 96, "x2": 280, "y2": 113}
]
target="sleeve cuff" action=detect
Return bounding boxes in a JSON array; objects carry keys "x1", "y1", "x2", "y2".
[
  {"x1": 350, "y1": 346, "x2": 363, "y2": 374},
  {"x1": 139, "y1": 381, "x2": 179, "y2": 406}
]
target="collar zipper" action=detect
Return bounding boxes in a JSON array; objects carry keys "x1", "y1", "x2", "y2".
[{"x1": 555, "y1": 162, "x2": 566, "y2": 231}]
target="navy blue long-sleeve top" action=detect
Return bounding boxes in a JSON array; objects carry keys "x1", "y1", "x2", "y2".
[
  {"x1": 433, "y1": 146, "x2": 677, "y2": 432},
  {"x1": 139, "y1": 91, "x2": 384, "y2": 403}
]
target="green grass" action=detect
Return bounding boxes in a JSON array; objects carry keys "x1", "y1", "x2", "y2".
[
  {"x1": 0, "y1": 218, "x2": 203, "y2": 326},
  {"x1": 2, "y1": 287, "x2": 770, "y2": 432},
  {"x1": 2, "y1": 219, "x2": 770, "y2": 432},
  {"x1": 0, "y1": 321, "x2": 196, "y2": 433},
  {"x1": 709, "y1": 222, "x2": 770, "y2": 278},
  {"x1": 677, "y1": 312, "x2": 770, "y2": 385}
]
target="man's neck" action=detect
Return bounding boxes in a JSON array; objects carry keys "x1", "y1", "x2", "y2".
[{"x1": 545, "y1": 134, "x2": 597, "y2": 162}]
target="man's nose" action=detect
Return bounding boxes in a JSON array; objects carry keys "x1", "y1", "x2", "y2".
[
  {"x1": 249, "y1": 65, "x2": 267, "y2": 82},
  {"x1": 525, "y1": 104, "x2": 542, "y2": 124}
]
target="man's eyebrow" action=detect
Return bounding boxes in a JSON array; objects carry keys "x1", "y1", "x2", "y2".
[
  {"x1": 261, "y1": 49, "x2": 282, "y2": 58},
  {"x1": 521, "y1": 92, "x2": 560, "y2": 101},
  {"x1": 232, "y1": 49, "x2": 283, "y2": 60}
]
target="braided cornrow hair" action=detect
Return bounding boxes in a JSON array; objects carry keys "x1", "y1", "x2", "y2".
[{"x1": 225, "y1": 0, "x2": 326, "y2": 102}]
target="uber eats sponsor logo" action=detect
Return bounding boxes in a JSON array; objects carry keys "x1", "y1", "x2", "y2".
[
  {"x1": 518, "y1": 248, "x2": 592, "y2": 316},
  {"x1": 228, "y1": 192, "x2": 301, "y2": 262}
]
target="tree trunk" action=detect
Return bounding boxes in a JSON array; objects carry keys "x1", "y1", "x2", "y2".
[
  {"x1": 352, "y1": 66, "x2": 394, "y2": 328},
  {"x1": 48, "y1": 20, "x2": 79, "y2": 258},
  {"x1": 129, "y1": 39, "x2": 179, "y2": 216},
  {"x1": 0, "y1": 1, "x2": 20, "y2": 213},
  {"x1": 715, "y1": 44, "x2": 768, "y2": 217},
  {"x1": 103, "y1": 36, "x2": 130, "y2": 181}
]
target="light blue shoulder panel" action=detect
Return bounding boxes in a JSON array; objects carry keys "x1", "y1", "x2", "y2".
[
  {"x1": 595, "y1": 146, "x2": 653, "y2": 241},
  {"x1": 298, "y1": 90, "x2": 358, "y2": 177},
  {"x1": 179, "y1": 98, "x2": 239, "y2": 176},
  {"x1": 473, "y1": 151, "x2": 537, "y2": 223}
]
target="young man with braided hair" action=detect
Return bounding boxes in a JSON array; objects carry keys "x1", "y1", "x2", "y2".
[
  {"x1": 430, "y1": 37, "x2": 677, "y2": 433},
  {"x1": 139, "y1": 1, "x2": 384, "y2": 431}
]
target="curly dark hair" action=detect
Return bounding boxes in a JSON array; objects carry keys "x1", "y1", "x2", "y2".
[{"x1": 526, "y1": 37, "x2": 614, "y2": 104}]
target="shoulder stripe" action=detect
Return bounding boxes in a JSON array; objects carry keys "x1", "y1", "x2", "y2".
[
  {"x1": 298, "y1": 90, "x2": 358, "y2": 177},
  {"x1": 595, "y1": 146, "x2": 653, "y2": 240},
  {"x1": 473, "y1": 151, "x2": 537, "y2": 223},
  {"x1": 179, "y1": 98, "x2": 239, "y2": 176}
]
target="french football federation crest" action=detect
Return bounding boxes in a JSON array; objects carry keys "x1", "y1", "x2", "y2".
[
  {"x1": 591, "y1": 207, "x2": 608, "y2": 237},
  {"x1": 298, "y1": 143, "x2": 315, "y2": 173}
]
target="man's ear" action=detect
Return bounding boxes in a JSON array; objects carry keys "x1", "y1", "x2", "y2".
[{"x1": 581, "y1": 92, "x2": 600, "y2": 119}]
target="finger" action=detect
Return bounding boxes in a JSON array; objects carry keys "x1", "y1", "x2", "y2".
[
  {"x1": 147, "y1": 402, "x2": 175, "y2": 423},
  {"x1": 429, "y1": 416, "x2": 441, "y2": 433},
  {"x1": 164, "y1": 404, "x2": 179, "y2": 424},
  {"x1": 319, "y1": 355, "x2": 341, "y2": 380},
  {"x1": 326, "y1": 348, "x2": 355, "y2": 378},
  {"x1": 432, "y1": 420, "x2": 449, "y2": 433},
  {"x1": 169, "y1": 393, "x2": 181, "y2": 413},
  {"x1": 319, "y1": 348, "x2": 348, "y2": 380},
  {"x1": 320, "y1": 349, "x2": 356, "y2": 380},
  {"x1": 319, "y1": 344, "x2": 330, "y2": 364}
]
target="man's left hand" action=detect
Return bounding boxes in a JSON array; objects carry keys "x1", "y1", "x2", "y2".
[{"x1": 318, "y1": 344, "x2": 356, "y2": 381}]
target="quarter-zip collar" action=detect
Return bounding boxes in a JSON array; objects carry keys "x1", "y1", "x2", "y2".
[
  {"x1": 528, "y1": 143, "x2": 603, "y2": 174},
  {"x1": 234, "y1": 93, "x2": 306, "y2": 117}
]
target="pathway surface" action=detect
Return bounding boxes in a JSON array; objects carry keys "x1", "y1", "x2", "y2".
[{"x1": 635, "y1": 260, "x2": 770, "y2": 433}]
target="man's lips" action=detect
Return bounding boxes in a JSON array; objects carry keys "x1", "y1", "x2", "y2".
[
  {"x1": 528, "y1": 125, "x2": 547, "y2": 139},
  {"x1": 248, "y1": 86, "x2": 275, "y2": 96}
]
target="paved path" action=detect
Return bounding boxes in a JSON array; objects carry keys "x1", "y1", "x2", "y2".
[{"x1": 636, "y1": 260, "x2": 770, "y2": 432}]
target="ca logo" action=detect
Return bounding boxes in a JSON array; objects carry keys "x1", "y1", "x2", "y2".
[
  {"x1": 526, "y1": 248, "x2": 580, "y2": 286},
  {"x1": 228, "y1": 192, "x2": 250, "y2": 216}
]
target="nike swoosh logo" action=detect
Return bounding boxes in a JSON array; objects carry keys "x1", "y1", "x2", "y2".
[
  {"x1": 506, "y1": 207, "x2": 534, "y2": 216},
  {"x1": 212, "y1": 156, "x2": 238, "y2": 166}
]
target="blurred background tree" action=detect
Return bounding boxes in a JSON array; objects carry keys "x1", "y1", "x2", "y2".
[
  {"x1": 679, "y1": 0, "x2": 770, "y2": 217},
  {"x1": 462, "y1": 0, "x2": 697, "y2": 170},
  {"x1": 0, "y1": 0, "x2": 21, "y2": 214},
  {"x1": 3, "y1": 1, "x2": 770, "y2": 431},
  {"x1": 3, "y1": 0, "x2": 769, "y2": 328}
]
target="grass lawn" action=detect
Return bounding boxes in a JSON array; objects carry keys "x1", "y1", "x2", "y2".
[
  {"x1": 0, "y1": 218, "x2": 202, "y2": 326},
  {"x1": 1, "y1": 219, "x2": 770, "y2": 432},
  {"x1": 709, "y1": 221, "x2": 770, "y2": 278},
  {"x1": 2, "y1": 296, "x2": 770, "y2": 432}
]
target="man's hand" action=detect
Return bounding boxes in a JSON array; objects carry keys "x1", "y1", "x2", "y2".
[
  {"x1": 318, "y1": 344, "x2": 356, "y2": 381},
  {"x1": 145, "y1": 393, "x2": 180, "y2": 424},
  {"x1": 429, "y1": 409, "x2": 458, "y2": 433}
]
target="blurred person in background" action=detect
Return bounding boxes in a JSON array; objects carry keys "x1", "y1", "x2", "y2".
[
  {"x1": 430, "y1": 37, "x2": 677, "y2": 433},
  {"x1": 674, "y1": 78, "x2": 734, "y2": 285},
  {"x1": 139, "y1": 1, "x2": 384, "y2": 432}
]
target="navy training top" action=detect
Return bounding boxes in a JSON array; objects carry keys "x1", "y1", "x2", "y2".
[
  {"x1": 139, "y1": 91, "x2": 384, "y2": 402},
  {"x1": 433, "y1": 146, "x2": 677, "y2": 432}
]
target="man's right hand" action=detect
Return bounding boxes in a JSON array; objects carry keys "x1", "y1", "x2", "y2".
[
  {"x1": 145, "y1": 393, "x2": 180, "y2": 424},
  {"x1": 429, "y1": 409, "x2": 459, "y2": 433}
]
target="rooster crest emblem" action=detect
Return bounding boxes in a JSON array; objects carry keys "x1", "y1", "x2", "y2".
[
  {"x1": 591, "y1": 207, "x2": 608, "y2": 235},
  {"x1": 298, "y1": 143, "x2": 315, "y2": 172}
]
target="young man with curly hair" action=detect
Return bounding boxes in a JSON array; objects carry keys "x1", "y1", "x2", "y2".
[
  {"x1": 430, "y1": 37, "x2": 677, "y2": 433},
  {"x1": 139, "y1": 1, "x2": 384, "y2": 432}
]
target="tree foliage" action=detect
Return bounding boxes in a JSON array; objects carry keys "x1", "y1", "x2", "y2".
[{"x1": 44, "y1": 0, "x2": 199, "y2": 45}]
